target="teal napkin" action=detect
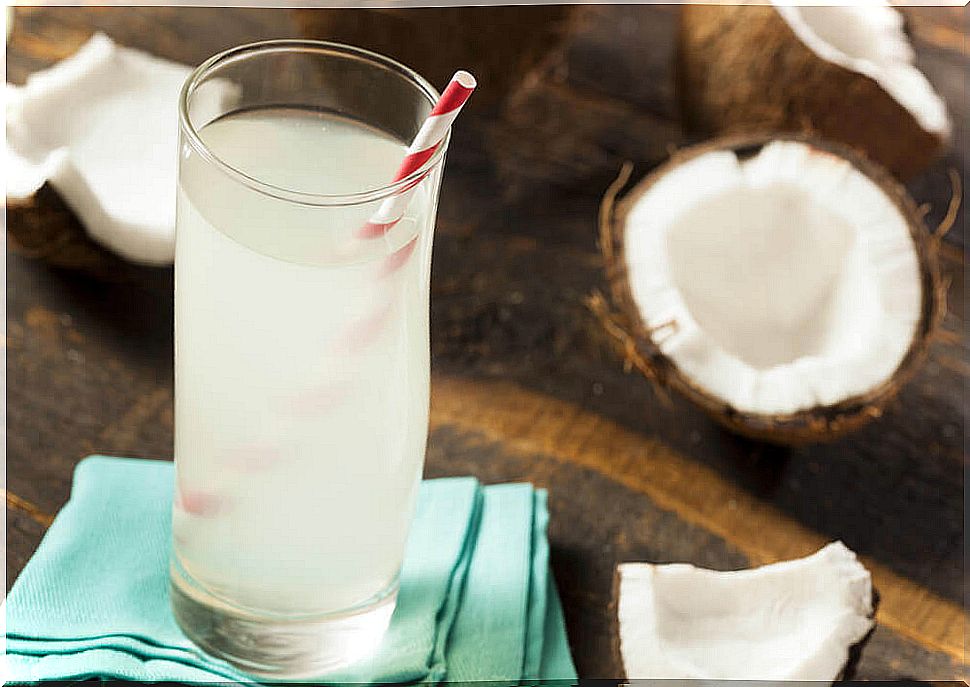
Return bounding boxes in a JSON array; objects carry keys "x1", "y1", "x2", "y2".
[{"x1": 4, "y1": 455, "x2": 576, "y2": 683}]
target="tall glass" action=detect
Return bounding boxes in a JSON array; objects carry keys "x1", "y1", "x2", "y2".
[{"x1": 171, "y1": 41, "x2": 446, "y2": 678}]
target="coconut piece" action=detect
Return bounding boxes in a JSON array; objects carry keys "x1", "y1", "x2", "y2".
[
  {"x1": 6, "y1": 33, "x2": 234, "y2": 267},
  {"x1": 678, "y1": 3, "x2": 950, "y2": 180},
  {"x1": 615, "y1": 542, "x2": 874, "y2": 680},
  {"x1": 594, "y1": 135, "x2": 943, "y2": 443}
]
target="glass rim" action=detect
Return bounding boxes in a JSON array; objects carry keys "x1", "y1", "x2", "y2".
[{"x1": 178, "y1": 39, "x2": 448, "y2": 207}]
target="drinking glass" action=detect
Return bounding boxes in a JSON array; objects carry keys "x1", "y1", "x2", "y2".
[{"x1": 171, "y1": 40, "x2": 446, "y2": 678}]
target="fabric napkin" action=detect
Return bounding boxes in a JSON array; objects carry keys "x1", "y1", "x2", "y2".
[{"x1": 4, "y1": 455, "x2": 576, "y2": 683}]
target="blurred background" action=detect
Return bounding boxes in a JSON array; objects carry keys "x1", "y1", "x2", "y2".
[{"x1": 5, "y1": 5, "x2": 967, "y2": 678}]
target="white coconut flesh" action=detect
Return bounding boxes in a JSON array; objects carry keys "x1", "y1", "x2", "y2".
[
  {"x1": 773, "y1": 2, "x2": 950, "y2": 139},
  {"x1": 623, "y1": 141, "x2": 922, "y2": 417},
  {"x1": 5, "y1": 33, "x2": 235, "y2": 265},
  {"x1": 616, "y1": 542, "x2": 874, "y2": 680}
]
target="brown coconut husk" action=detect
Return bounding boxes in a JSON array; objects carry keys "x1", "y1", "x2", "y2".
[
  {"x1": 677, "y1": 5, "x2": 947, "y2": 181},
  {"x1": 591, "y1": 134, "x2": 948, "y2": 444}
]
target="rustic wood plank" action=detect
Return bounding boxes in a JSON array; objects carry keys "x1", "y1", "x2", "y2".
[
  {"x1": 426, "y1": 419, "x2": 966, "y2": 680},
  {"x1": 5, "y1": 255, "x2": 176, "y2": 515},
  {"x1": 7, "y1": 6, "x2": 300, "y2": 85},
  {"x1": 6, "y1": 508, "x2": 50, "y2": 593},
  {"x1": 4, "y1": 491, "x2": 55, "y2": 528},
  {"x1": 429, "y1": 375, "x2": 967, "y2": 667},
  {"x1": 425, "y1": 424, "x2": 750, "y2": 678}
]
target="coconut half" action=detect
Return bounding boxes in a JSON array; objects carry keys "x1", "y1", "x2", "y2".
[
  {"x1": 678, "y1": 2, "x2": 951, "y2": 180},
  {"x1": 615, "y1": 542, "x2": 875, "y2": 680},
  {"x1": 595, "y1": 136, "x2": 942, "y2": 442},
  {"x1": 6, "y1": 33, "x2": 235, "y2": 267}
]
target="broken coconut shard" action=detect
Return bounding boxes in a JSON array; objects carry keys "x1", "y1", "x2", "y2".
[
  {"x1": 593, "y1": 136, "x2": 945, "y2": 444},
  {"x1": 6, "y1": 33, "x2": 236, "y2": 266},
  {"x1": 678, "y1": 2, "x2": 951, "y2": 181},
  {"x1": 615, "y1": 542, "x2": 875, "y2": 681}
]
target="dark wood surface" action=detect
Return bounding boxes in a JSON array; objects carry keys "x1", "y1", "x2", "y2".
[{"x1": 5, "y1": 6, "x2": 968, "y2": 680}]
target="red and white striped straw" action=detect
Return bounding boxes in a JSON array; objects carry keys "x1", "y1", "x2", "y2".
[{"x1": 358, "y1": 70, "x2": 477, "y2": 239}]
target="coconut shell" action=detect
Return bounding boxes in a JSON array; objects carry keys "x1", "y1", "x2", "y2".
[
  {"x1": 609, "y1": 561, "x2": 880, "y2": 678},
  {"x1": 294, "y1": 6, "x2": 577, "y2": 111},
  {"x1": 677, "y1": 5, "x2": 946, "y2": 181},
  {"x1": 609, "y1": 566, "x2": 629, "y2": 681},
  {"x1": 594, "y1": 134, "x2": 944, "y2": 444},
  {"x1": 6, "y1": 184, "x2": 168, "y2": 282}
]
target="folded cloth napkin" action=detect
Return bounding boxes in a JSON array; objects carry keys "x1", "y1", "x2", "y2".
[{"x1": 4, "y1": 456, "x2": 576, "y2": 683}]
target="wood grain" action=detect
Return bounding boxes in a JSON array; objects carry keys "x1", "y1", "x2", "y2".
[
  {"x1": 430, "y1": 375, "x2": 968, "y2": 664},
  {"x1": 4, "y1": 490, "x2": 55, "y2": 528}
]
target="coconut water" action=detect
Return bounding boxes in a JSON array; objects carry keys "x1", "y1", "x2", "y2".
[{"x1": 173, "y1": 109, "x2": 435, "y2": 615}]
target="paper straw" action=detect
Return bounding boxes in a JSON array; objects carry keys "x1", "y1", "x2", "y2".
[
  {"x1": 358, "y1": 70, "x2": 476, "y2": 239},
  {"x1": 286, "y1": 72, "x2": 477, "y2": 420}
]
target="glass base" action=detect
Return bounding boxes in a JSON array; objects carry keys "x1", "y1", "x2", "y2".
[{"x1": 170, "y1": 562, "x2": 397, "y2": 679}]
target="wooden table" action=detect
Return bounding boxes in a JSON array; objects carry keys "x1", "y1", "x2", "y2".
[{"x1": 6, "y1": 6, "x2": 968, "y2": 679}]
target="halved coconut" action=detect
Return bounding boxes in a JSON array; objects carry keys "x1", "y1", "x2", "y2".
[
  {"x1": 678, "y1": 3, "x2": 951, "y2": 180},
  {"x1": 593, "y1": 136, "x2": 943, "y2": 443},
  {"x1": 614, "y1": 542, "x2": 875, "y2": 680},
  {"x1": 6, "y1": 33, "x2": 235, "y2": 272}
]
